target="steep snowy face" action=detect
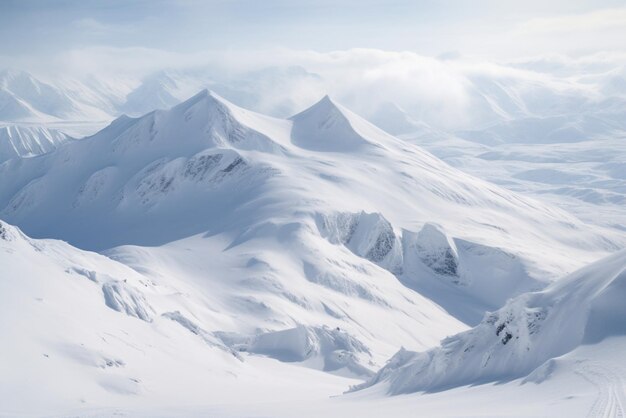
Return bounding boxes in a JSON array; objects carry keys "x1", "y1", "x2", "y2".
[
  {"x1": 408, "y1": 223, "x2": 459, "y2": 277},
  {"x1": 102, "y1": 89, "x2": 286, "y2": 159},
  {"x1": 0, "y1": 70, "x2": 126, "y2": 129},
  {"x1": 317, "y1": 212, "x2": 403, "y2": 272},
  {"x1": 355, "y1": 250, "x2": 626, "y2": 394},
  {"x1": 0, "y1": 125, "x2": 71, "y2": 163},
  {"x1": 119, "y1": 72, "x2": 180, "y2": 116},
  {"x1": 317, "y1": 214, "x2": 538, "y2": 322},
  {"x1": 0, "y1": 70, "x2": 78, "y2": 120},
  {"x1": 291, "y1": 96, "x2": 388, "y2": 152},
  {"x1": 0, "y1": 89, "x2": 41, "y2": 120},
  {"x1": 0, "y1": 90, "x2": 292, "y2": 249}
]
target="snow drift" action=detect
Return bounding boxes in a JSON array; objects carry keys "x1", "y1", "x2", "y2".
[{"x1": 355, "y1": 249, "x2": 626, "y2": 394}]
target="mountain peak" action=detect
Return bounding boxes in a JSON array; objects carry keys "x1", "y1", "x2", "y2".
[
  {"x1": 173, "y1": 88, "x2": 232, "y2": 114},
  {"x1": 290, "y1": 94, "x2": 342, "y2": 121},
  {"x1": 289, "y1": 95, "x2": 376, "y2": 152},
  {"x1": 0, "y1": 69, "x2": 39, "y2": 90},
  {"x1": 318, "y1": 94, "x2": 334, "y2": 105},
  {"x1": 0, "y1": 68, "x2": 31, "y2": 81}
]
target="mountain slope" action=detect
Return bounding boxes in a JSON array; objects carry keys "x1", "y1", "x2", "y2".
[
  {"x1": 2, "y1": 216, "x2": 624, "y2": 417},
  {"x1": 0, "y1": 90, "x2": 622, "y2": 322},
  {"x1": 0, "y1": 220, "x2": 357, "y2": 414},
  {"x1": 355, "y1": 249, "x2": 626, "y2": 394},
  {"x1": 0, "y1": 70, "x2": 123, "y2": 134},
  {"x1": 0, "y1": 69, "x2": 76, "y2": 118},
  {"x1": 0, "y1": 215, "x2": 466, "y2": 414},
  {"x1": 119, "y1": 71, "x2": 182, "y2": 116},
  {"x1": 0, "y1": 125, "x2": 71, "y2": 163},
  {"x1": 1, "y1": 87, "x2": 625, "y2": 417}
]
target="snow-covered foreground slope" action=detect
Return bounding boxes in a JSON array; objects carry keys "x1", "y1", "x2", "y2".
[
  {"x1": 3, "y1": 224, "x2": 626, "y2": 418},
  {"x1": 355, "y1": 249, "x2": 626, "y2": 395},
  {"x1": 0, "y1": 219, "x2": 466, "y2": 415},
  {"x1": 81, "y1": 333, "x2": 625, "y2": 418}
]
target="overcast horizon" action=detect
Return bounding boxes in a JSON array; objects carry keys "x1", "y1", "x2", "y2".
[{"x1": 2, "y1": 0, "x2": 626, "y2": 78}]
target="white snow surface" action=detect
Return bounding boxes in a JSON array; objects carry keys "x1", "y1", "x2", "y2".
[
  {"x1": 3, "y1": 219, "x2": 626, "y2": 418},
  {"x1": 0, "y1": 124, "x2": 71, "y2": 163},
  {"x1": 1, "y1": 87, "x2": 626, "y2": 417},
  {"x1": 0, "y1": 214, "x2": 459, "y2": 415},
  {"x1": 356, "y1": 249, "x2": 626, "y2": 394},
  {"x1": 0, "y1": 90, "x2": 622, "y2": 323}
]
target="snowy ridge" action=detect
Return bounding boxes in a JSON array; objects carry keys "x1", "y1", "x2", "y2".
[
  {"x1": 0, "y1": 90, "x2": 292, "y2": 248},
  {"x1": 355, "y1": 249, "x2": 626, "y2": 394},
  {"x1": 0, "y1": 69, "x2": 112, "y2": 123},
  {"x1": 0, "y1": 125, "x2": 71, "y2": 163},
  {"x1": 0, "y1": 90, "x2": 622, "y2": 319}
]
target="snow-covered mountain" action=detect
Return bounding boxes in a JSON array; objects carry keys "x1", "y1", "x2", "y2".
[
  {"x1": 0, "y1": 125, "x2": 71, "y2": 163},
  {"x1": 0, "y1": 90, "x2": 620, "y2": 316},
  {"x1": 355, "y1": 248, "x2": 626, "y2": 395},
  {"x1": 118, "y1": 71, "x2": 182, "y2": 116},
  {"x1": 458, "y1": 114, "x2": 624, "y2": 145},
  {"x1": 367, "y1": 102, "x2": 429, "y2": 136},
  {"x1": 1, "y1": 88, "x2": 625, "y2": 417},
  {"x1": 0, "y1": 69, "x2": 113, "y2": 124},
  {"x1": 408, "y1": 116, "x2": 626, "y2": 238},
  {"x1": 5, "y1": 61, "x2": 626, "y2": 139},
  {"x1": 0, "y1": 69, "x2": 75, "y2": 121}
]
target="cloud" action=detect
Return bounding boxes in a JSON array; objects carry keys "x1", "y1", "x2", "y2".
[
  {"x1": 33, "y1": 47, "x2": 471, "y2": 125},
  {"x1": 71, "y1": 18, "x2": 137, "y2": 38},
  {"x1": 2, "y1": 44, "x2": 620, "y2": 130},
  {"x1": 518, "y1": 7, "x2": 626, "y2": 34},
  {"x1": 506, "y1": 7, "x2": 626, "y2": 56},
  {"x1": 277, "y1": 49, "x2": 471, "y2": 124}
]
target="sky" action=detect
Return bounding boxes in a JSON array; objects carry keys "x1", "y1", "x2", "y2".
[
  {"x1": 1, "y1": 0, "x2": 626, "y2": 75},
  {"x1": 0, "y1": 0, "x2": 625, "y2": 130}
]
